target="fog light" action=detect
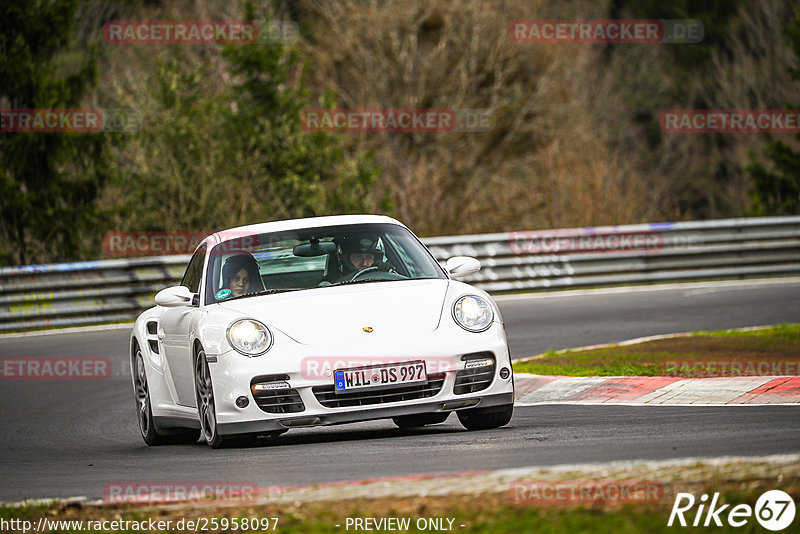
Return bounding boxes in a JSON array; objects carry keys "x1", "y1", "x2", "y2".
[
  {"x1": 252, "y1": 381, "x2": 290, "y2": 393},
  {"x1": 464, "y1": 357, "x2": 494, "y2": 369},
  {"x1": 235, "y1": 396, "x2": 249, "y2": 408},
  {"x1": 499, "y1": 367, "x2": 510, "y2": 379}
]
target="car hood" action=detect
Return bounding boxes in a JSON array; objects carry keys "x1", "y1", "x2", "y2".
[{"x1": 217, "y1": 279, "x2": 450, "y2": 344}]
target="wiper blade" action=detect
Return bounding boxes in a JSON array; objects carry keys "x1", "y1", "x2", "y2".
[{"x1": 224, "y1": 288, "x2": 300, "y2": 301}]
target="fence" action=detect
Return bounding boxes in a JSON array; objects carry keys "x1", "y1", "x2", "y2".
[{"x1": 1, "y1": 217, "x2": 799, "y2": 332}]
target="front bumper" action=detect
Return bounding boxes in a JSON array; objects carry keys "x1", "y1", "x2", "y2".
[
  {"x1": 208, "y1": 323, "x2": 514, "y2": 436},
  {"x1": 218, "y1": 391, "x2": 514, "y2": 435}
]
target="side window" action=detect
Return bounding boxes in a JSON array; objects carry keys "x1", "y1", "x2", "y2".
[{"x1": 181, "y1": 245, "x2": 206, "y2": 294}]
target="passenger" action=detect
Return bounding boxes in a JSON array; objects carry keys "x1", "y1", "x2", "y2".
[{"x1": 221, "y1": 253, "x2": 264, "y2": 298}]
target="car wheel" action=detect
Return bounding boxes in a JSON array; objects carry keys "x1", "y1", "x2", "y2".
[
  {"x1": 195, "y1": 348, "x2": 226, "y2": 448},
  {"x1": 134, "y1": 342, "x2": 199, "y2": 445},
  {"x1": 457, "y1": 403, "x2": 513, "y2": 431},
  {"x1": 393, "y1": 412, "x2": 450, "y2": 428}
]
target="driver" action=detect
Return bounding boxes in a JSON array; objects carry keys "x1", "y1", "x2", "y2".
[
  {"x1": 335, "y1": 235, "x2": 393, "y2": 282},
  {"x1": 221, "y1": 253, "x2": 264, "y2": 298}
]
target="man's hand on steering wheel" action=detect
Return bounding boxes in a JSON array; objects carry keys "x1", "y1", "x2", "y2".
[{"x1": 348, "y1": 265, "x2": 380, "y2": 282}]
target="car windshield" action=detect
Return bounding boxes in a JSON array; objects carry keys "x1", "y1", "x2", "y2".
[{"x1": 204, "y1": 223, "x2": 446, "y2": 304}]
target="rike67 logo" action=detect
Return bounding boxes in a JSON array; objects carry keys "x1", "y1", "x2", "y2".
[{"x1": 668, "y1": 490, "x2": 796, "y2": 531}]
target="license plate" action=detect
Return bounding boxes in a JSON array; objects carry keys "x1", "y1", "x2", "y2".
[{"x1": 334, "y1": 361, "x2": 427, "y2": 391}]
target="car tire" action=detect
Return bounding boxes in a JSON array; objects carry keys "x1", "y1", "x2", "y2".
[
  {"x1": 457, "y1": 403, "x2": 513, "y2": 431},
  {"x1": 392, "y1": 412, "x2": 450, "y2": 428},
  {"x1": 194, "y1": 347, "x2": 227, "y2": 449},
  {"x1": 133, "y1": 342, "x2": 200, "y2": 445}
]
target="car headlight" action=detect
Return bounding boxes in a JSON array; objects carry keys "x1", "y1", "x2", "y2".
[
  {"x1": 452, "y1": 295, "x2": 494, "y2": 332},
  {"x1": 226, "y1": 319, "x2": 272, "y2": 356}
]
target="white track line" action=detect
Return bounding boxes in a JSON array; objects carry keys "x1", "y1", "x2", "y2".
[
  {"x1": 493, "y1": 276, "x2": 800, "y2": 301},
  {"x1": 0, "y1": 322, "x2": 133, "y2": 339}
]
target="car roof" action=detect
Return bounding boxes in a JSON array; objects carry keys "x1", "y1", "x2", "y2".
[{"x1": 211, "y1": 214, "x2": 406, "y2": 243}]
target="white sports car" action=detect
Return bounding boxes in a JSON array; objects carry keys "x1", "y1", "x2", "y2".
[{"x1": 130, "y1": 215, "x2": 514, "y2": 448}]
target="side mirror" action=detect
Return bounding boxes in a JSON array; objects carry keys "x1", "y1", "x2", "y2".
[
  {"x1": 445, "y1": 256, "x2": 481, "y2": 279},
  {"x1": 155, "y1": 285, "x2": 195, "y2": 307}
]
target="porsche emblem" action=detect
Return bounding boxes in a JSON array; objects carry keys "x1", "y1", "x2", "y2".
[{"x1": 362, "y1": 326, "x2": 374, "y2": 333}]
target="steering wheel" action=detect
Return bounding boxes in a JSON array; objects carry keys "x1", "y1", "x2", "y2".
[
  {"x1": 348, "y1": 267, "x2": 408, "y2": 282},
  {"x1": 348, "y1": 266, "x2": 380, "y2": 282}
]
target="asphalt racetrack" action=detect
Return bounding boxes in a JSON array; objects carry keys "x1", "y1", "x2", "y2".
[{"x1": 1, "y1": 279, "x2": 799, "y2": 502}]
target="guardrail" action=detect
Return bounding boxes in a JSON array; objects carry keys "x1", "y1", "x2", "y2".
[{"x1": 1, "y1": 216, "x2": 799, "y2": 332}]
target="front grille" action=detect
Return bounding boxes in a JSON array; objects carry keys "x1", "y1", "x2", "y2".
[
  {"x1": 253, "y1": 389, "x2": 305, "y2": 413},
  {"x1": 454, "y1": 352, "x2": 496, "y2": 395},
  {"x1": 251, "y1": 374, "x2": 305, "y2": 414},
  {"x1": 312, "y1": 377, "x2": 446, "y2": 408}
]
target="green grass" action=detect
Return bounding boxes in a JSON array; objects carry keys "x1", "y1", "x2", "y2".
[
  {"x1": 696, "y1": 323, "x2": 800, "y2": 338},
  {"x1": 0, "y1": 502, "x2": 53, "y2": 520},
  {"x1": 513, "y1": 324, "x2": 800, "y2": 376}
]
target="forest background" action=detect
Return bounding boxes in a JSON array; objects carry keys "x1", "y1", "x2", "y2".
[{"x1": 1, "y1": 0, "x2": 799, "y2": 266}]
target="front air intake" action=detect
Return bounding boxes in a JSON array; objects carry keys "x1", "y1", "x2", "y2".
[
  {"x1": 454, "y1": 352, "x2": 496, "y2": 395},
  {"x1": 250, "y1": 375, "x2": 305, "y2": 414}
]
